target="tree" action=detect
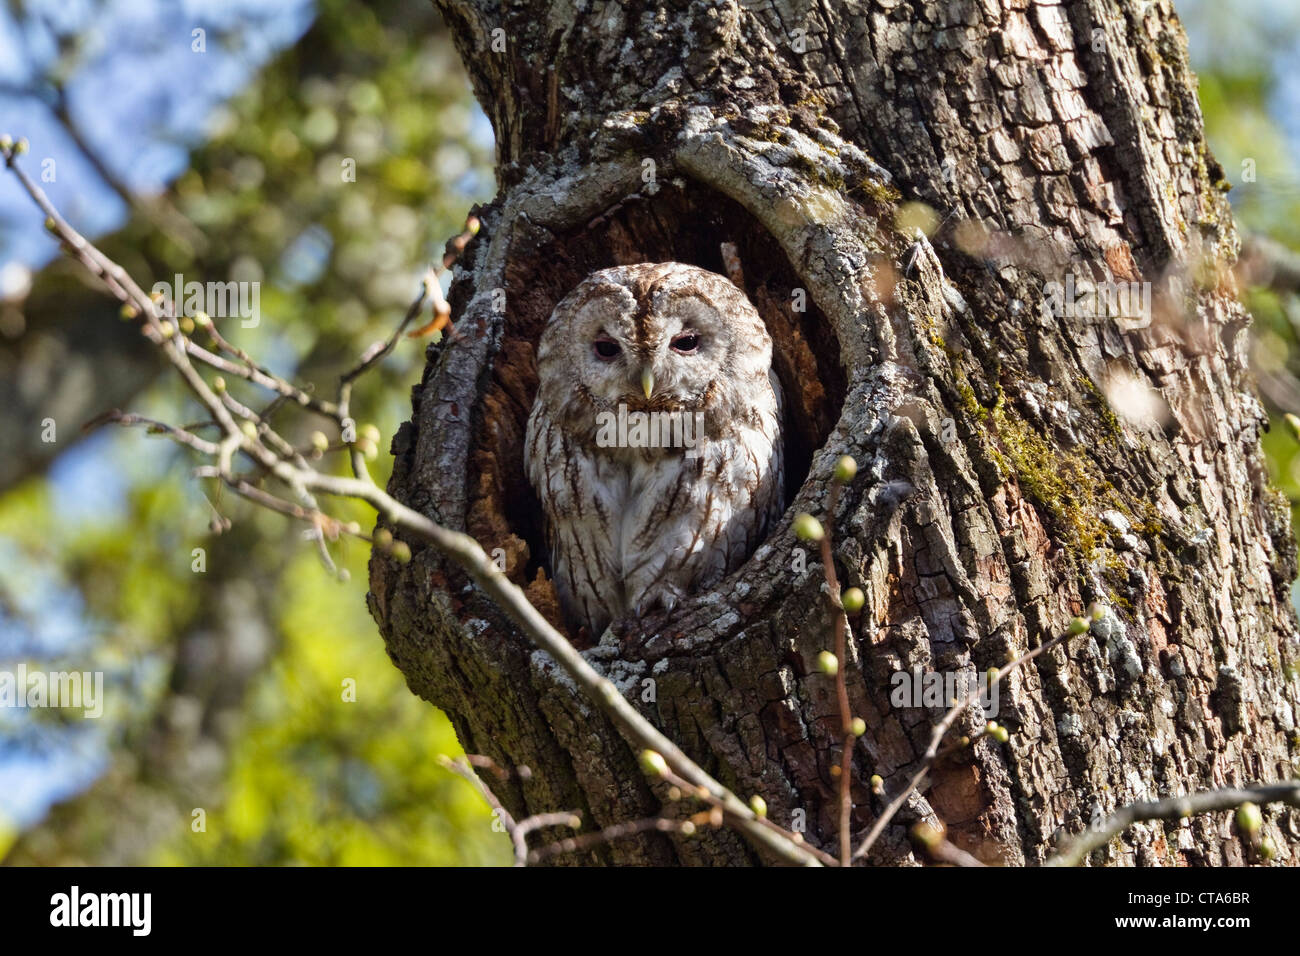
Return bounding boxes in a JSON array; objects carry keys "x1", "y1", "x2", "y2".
[{"x1": 367, "y1": 0, "x2": 1300, "y2": 865}]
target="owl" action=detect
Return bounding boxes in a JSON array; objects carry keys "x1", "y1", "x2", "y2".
[{"x1": 525, "y1": 262, "x2": 784, "y2": 636}]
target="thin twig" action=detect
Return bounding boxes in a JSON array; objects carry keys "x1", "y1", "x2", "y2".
[
  {"x1": 815, "y1": 477, "x2": 855, "y2": 865},
  {"x1": 1046, "y1": 780, "x2": 1300, "y2": 867},
  {"x1": 440, "y1": 754, "x2": 710, "y2": 867},
  {"x1": 923, "y1": 835, "x2": 988, "y2": 868},
  {"x1": 85, "y1": 410, "x2": 220, "y2": 456},
  {"x1": 853, "y1": 625, "x2": 1077, "y2": 861},
  {"x1": 438, "y1": 755, "x2": 529, "y2": 865},
  {"x1": 526, "y1": 816, "x2": 696, "y2": 865},
  {"x1": 657, "y1": 767, "x2": 840, "y2": 867}
]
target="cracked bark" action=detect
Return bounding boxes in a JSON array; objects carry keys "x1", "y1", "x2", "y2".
[{"x1": 369, "y1": 0, "x2": 1300, "y2": 865}]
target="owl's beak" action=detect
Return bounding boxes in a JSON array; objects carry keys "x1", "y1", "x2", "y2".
[{"x1": 640, "y1": 366, "x2": 655, "y2": 401}]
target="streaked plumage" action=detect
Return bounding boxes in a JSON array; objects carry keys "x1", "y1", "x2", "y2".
[{"x1": 525, "y1": 262, "x2": 784, "y2": 636}]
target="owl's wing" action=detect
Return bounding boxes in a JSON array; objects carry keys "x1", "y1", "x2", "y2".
[
  {"x1": 525, "y1": 413, "x2": 627, "y2": 635},
  {"x1": 765, "y1": 367, "x2": 787, "y2": 531}
]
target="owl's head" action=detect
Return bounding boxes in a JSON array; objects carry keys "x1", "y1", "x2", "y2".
[{"x1": 535, "y1": 262, "x2": 773, "y2": 422}]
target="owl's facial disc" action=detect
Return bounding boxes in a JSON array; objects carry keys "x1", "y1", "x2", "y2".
[
  {"x1": 639, "y1": 333, "x2": 699, "y2": 402},
  {"x1": 637, "y1": 294, "x2": 726, "y2": 409},
  {"x1": 563, "y1": 283, "x2": 732, "y2": 412},
  {"x1": 566, "y1": 291, "x2": 639, "y2": 406}
]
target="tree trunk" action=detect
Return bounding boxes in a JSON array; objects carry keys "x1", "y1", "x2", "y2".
[{"x1": 369, "y1": 0, "x2": 1300, "y2": 865}]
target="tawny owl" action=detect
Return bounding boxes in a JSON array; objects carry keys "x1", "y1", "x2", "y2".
[{"x1": 525, "y1": 262, "x2": 784, "y2": 636}]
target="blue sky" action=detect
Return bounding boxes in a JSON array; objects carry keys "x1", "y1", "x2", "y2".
[
  {"x1": 0, "y1": 0, "x2": 316, "y2": 267},
  {"x1": 1179, "y1": 0, "x2": 1300, "y2": 149}
]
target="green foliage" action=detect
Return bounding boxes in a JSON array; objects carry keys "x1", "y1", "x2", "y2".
[
  {"x1": 153, "y1": 547, "x2": 509, "y2": 866},
  {"x1": 0, "y1": 0, "x2": 505, "y2": 865},
  {"x1": 1195, "y1": 44, "x2": 1300, "y2": 549},
  {"x1": 1196, "y1": 72, "x2": 1300, "y2": 249}
]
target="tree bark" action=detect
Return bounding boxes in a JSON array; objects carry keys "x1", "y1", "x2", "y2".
[{"x1": 369, "y1": 0, "x2": 1300, "y2": 865}]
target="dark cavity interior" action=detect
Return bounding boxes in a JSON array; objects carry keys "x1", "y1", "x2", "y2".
[{"x1": 465, "y1": 180, "x2": 846, "y2": 639}]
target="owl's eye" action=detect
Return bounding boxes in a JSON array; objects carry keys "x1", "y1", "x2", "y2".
[
  {"x1": 593, "y1": 337, "x2": 621, "y2": 360},
  {"x1": 670, "y1": 333, "x2": 700, "y2": 354}
]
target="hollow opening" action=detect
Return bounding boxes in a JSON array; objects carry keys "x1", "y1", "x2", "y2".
[{"x1": 466, "y1": 180, "x2": 846, "y2": 641}]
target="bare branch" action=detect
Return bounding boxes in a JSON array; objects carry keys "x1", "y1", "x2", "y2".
[
  {"x1": 810, "y1": 472, "x2": 857, "y2": 865},
  {"x1": 439, "y1": 755, "x2": 700, "y2": 867},
  {"x1": 438, "y1": 755, "x2": 530, "y2": 865},
  {"x1": 525, "y1": 815, "x2": 696, "y2": 865},
  {"x1": 84, "y1": 410, "x2": 220, "y2": 457},
  {"x1": 1046, "y1": 781, "x2": 1300, "y2": 867},
  {"x1": 1239, "y1": 233, "x2": 1300, "y2": 295},
  {"x1": 854, "y1": 622, "x2": 1079, "y2": 861},
  {"x1": 47, "y1": 83, "x2": 209, "y2": 254}
]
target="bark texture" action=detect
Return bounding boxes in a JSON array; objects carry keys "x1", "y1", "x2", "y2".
[{"x1": 369, "y1": 0, "x2": 1300, "y2": 865}]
